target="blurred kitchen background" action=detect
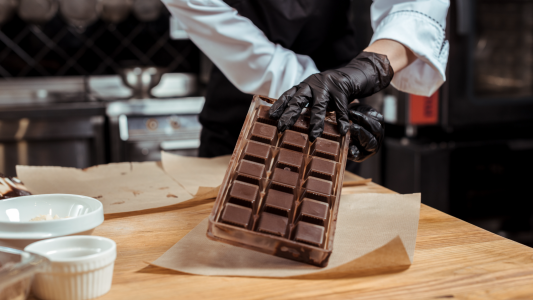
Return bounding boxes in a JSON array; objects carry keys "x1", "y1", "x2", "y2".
[{"x1": 1, "y1": 0, "x2": 532, "y2": 246}]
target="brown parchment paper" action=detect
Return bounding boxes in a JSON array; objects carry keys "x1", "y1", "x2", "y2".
[
  {"x1": 16, "y1": 162, "x2": 193, "y2": 214},
  {"x1": 161, "y1": 152, "x2": 231, "y2": 196},
  {"x1": 151, "y1": 193, "x2": 420, "y2": 278}
]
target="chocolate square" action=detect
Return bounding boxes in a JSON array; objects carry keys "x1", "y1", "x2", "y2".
[
  {"x1": 236, "y1": 159, "x2": 265, "y2": 185},
  {"x1": 275, "y1": 148, "x2": 304, "y2": 173},
  {"x1": 228, "y1": 180, "x2": 259, "y2": 208},
  {"x1": 250, "y1": 122, "x2": 277, "y2": 145},
  {"x1": 271, "y1": 168, "x2": 299, "y2": 194},
  {"x1": 322, "y1": 121, "x2": 340, "y2": 141},
  {"x1": 263, "y1": 189, "x2": 294, "y2": 217},
  {"x1": 297, "y1": 198, "x2": 329, "y2": 226},
  {"x1": 280, "y1": 130, "x2": 308, "y2": 152},
  {"x1": 257, "y1": 105, "x2": 277, "y2": 126},
  {"x1": 293, "y1": 222, "x2": 325, "y2": 247},
  {"x1": 221, "y1": 203, "x2": 253, "y2": 229},
  {"x1": 304, "y1": 177, "x2": 332, "y2": 202},
  {"x1": 311, "y1": 138, "x2": 339, "y2": 161},
  {"x1": 306, "y1": 157, "x2": 336, "y2": 181},
  {"x1": 292, "y1": 115, "x2": 309, "y2": 134},
  {"x1": 257, "y1": 212, "x2": 288, "y2": 237},
  {"x1": 243, "y1": 141, "x2": 271, "y2": 164}
]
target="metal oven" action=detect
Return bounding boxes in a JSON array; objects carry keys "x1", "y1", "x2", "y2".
[{"x1": 106, "y1": 97, "x2": 204, "y2": 162}]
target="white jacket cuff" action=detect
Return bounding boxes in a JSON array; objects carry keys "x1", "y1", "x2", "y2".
[{"x1": 370, "y1": 11, "x2": 449, "y2": 96}]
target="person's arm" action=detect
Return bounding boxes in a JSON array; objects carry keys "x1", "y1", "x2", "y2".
[
  {"x1": 370, "y1": 0, "x2": 450, "y2": 96},
  {"x1": 270, "y1": 0, "x2": 450, "y2": 163},
  {"x1": 364, "y1": 39, "x2": 417, "y2": 73},
  {"x1": 161, "y1": 0, "x2": 319, "y2": 98}
]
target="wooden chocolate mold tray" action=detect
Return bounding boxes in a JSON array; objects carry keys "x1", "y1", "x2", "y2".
[{"x1": 207, "y1": 95, "x2": 350, "y2": 267}]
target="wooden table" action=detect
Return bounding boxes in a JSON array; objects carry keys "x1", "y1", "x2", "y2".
[{"x1": 87, "y1": 176, "x2": 533, "y2": 299}]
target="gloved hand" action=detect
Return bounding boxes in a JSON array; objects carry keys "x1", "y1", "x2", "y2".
[
  {"x1": 268, "y1": 51, "x2": 393, "y2": 161},
  {"x1": 347, "y1": 102, "x2": 384, "y2": 162}
]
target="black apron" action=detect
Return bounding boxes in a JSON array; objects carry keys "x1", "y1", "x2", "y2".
[{"x1": 199, "y1": 0, "x2": 359, "y2": 157}]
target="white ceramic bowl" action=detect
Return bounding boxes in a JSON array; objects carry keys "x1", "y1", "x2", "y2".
[
  {"x1": 25, "y1": 236, "x2": 116, "y2": 300},
  {"x1": 0, "y1": 194, "x2": 104, "y2": 249}
]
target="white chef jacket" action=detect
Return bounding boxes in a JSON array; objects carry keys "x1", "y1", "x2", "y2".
[{"x1": 162, "y1": 0, "x2": 449, "y2": 98}]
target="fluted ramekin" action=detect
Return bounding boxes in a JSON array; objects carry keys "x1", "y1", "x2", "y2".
[{"x1": 24, "y1": 235, "x2": 116, "y2": 300}]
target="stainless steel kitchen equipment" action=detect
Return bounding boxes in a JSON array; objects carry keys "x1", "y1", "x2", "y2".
[
  {"x1": 131, "y1": 0, "x2": 162, "y2": 22},
  {"x1": 0, "y1": 0, "x2": 18, "y2": 24},
  {"x1": 0, "y1": 77, "x2": 106, "y2": 177},
  {"x1": 17, "y1": 0, "x2": 58, "y2": 24},
  {"x1": 106, "y1": 97, "x2": 204, "y2": 162},
  {"x1": 59, "y1": 0, "x2": 101, "y2": 29},
  {"x1": 118, "y1": 66, "x2": 165, "y2": 99},
  {"x1": 100, "y1": 0, "x2": 131, "y2": 23}
]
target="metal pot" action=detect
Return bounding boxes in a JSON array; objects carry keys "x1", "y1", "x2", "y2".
[
  {"x1": 118, "y1": 66, "x2": 166, "y2": 99},
  {"x1": 59, "y1": 0, "x2": 101, "y2": 29},
  {"x1": 18, "y1": 0, "x2": 58, "y2": 24},
  {"x1": 132, "y1": 0, "x2": 162, "y2": 22},
  {"x1": 0, "y1": 0, "x2": 18, "y2": 24},
  {"x1": 100, "y1": 0, "x2": 131, "y2": 23}
]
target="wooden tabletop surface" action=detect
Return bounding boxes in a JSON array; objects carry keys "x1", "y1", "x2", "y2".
[{"x1": 77, "y1": 175, "x2": 533, "y2": 300}]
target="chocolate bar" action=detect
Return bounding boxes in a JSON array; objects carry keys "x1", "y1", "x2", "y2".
[
  {"x1": 275, "y1": 148, "x2": 304, "y2": 173},
  {"x1": 271, "y1": 168, "x2": 299, "y2": 194},
  {"x1": 209, "y1": 95, "x2": 351, "y2": 267},
  {"x1": 221, "y1": 203, "x2": 253, "y2": 229},
  {"x1": 297, "y1": 198, "x2": 329, "y2": 226},
  {"x1": 306, "y1": 157, "x2": 336, "y2": 181},
  {"x1": 311, "y1": 138, "x2": 339, "y2": 161},
  {"x1": 228, "y1": 180, "x2": 259, "y2": 209},
  {"x1": 0, "y1": 174, "x2": 31, "y2": 200},
  {"x1": 280, "y1": 130, "x2": 308, "y2": 152},
  {"x1": 263, "y1": 189, "x2": 294, "y2": 217},
  {"x1": 243, "y1": 140, "x2": 271, "y2": 164},
  {"x1": 257, "y1": 212, "x2": 288, "y2": 237},
  {"x1": 256, "y1": 105, "x2": 277, "y2": 126},
  {"x1": 250, "y1": 122, "x2": 277, "y2": 145},
  {"x1": 292, "y1": 115, "x2": 310, "y2": 134},
  {"x1": 304, "y1": 177, "x2": 332, "y2": 202},
  {"x1": 236, "y1": 160, "x2": 265, "y2": 185},
  {"x1": 293, "y1": 222, "x2": 325, "y2": 247},
  {"x1": 322, "y1": 121, "x2": 341, "y2": 141}
]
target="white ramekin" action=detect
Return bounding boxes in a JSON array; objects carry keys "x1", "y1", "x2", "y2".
[{"x1": 24, "y1": 235, "x2": 116, "y2": 300}]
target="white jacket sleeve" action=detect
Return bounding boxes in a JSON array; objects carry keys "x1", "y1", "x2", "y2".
[
  {"x1": 161, "y1": 0, "x2": 319, "y2": 98},
  {"x1": 371, "y1": 0, "x2": 450, "y2": 96}
]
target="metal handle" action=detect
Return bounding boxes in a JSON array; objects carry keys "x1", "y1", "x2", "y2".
[
  {"x1": 160, "y1": 139, "x2": 200, "y2": 150},
  {"x1": 456, "y1": 0, "x2": 471, "y2": 35}
]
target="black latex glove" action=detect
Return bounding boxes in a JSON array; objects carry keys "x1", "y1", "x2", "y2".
[
  {"x1": 268, "y1": 51, "x2": 394, "y2": 148},
  {"x1": 347, "y1": 102, "x2": 384, "y2": 162}
]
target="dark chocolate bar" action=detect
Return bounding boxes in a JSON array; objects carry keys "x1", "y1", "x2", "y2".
[
  {"x1": 257, "y1": 212, "x2": 288, "y2": 237},
  {"x1": 322, "y1": 121, "x2": 340, "y2": 141},
  {"x1": 271, "y1": 168, "x2": 299, "y2": 194},
  {"x1": 263, "y1": 189, "x2": 294, "y2": 217},
  {"x1": 306, "y1": 157, "x2": 336, "y2": 181},
  {"x1": 292, "y1": 115, "x2": 310, "y2": 134},
  {"x1": 0, "y1": 174, "x2": 31, "y2": 200},
  {"x1": 250, "y1": 122, "x2": 277, "y2": 145},
  {"x1": 257, "y1": 105, "x2": 277, "y2": 126},
  {"x1": 236, "y1": 160, "x2": 266, "y2": 185},
  {"x1": 280, "y1": 130, "x2": 308, "y2": 152},
  {"x1": 311, "y1": 138, "x2": 339, "y2": 161},
  {"x1": 243, "y1": 140, "x2": 271, "y2": 164},
  {"x1": 275, "y1": 148, "x2": 304, "y2": 173},
  {"x1": 304, "y1": 177, "x2": 332, "y2": 202},
  {"x1": 297, "y1": 198, "x2": 329, "y2": 226},
  {"x1": 293, "y1": 222, "x2": 325, "y2": 247},
  {"x1": 221, "y1": 203, "x2": 253, "y2": 228},
  {"x1": 228, "y1": 180, "x2": 259, "y2": 208}
]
